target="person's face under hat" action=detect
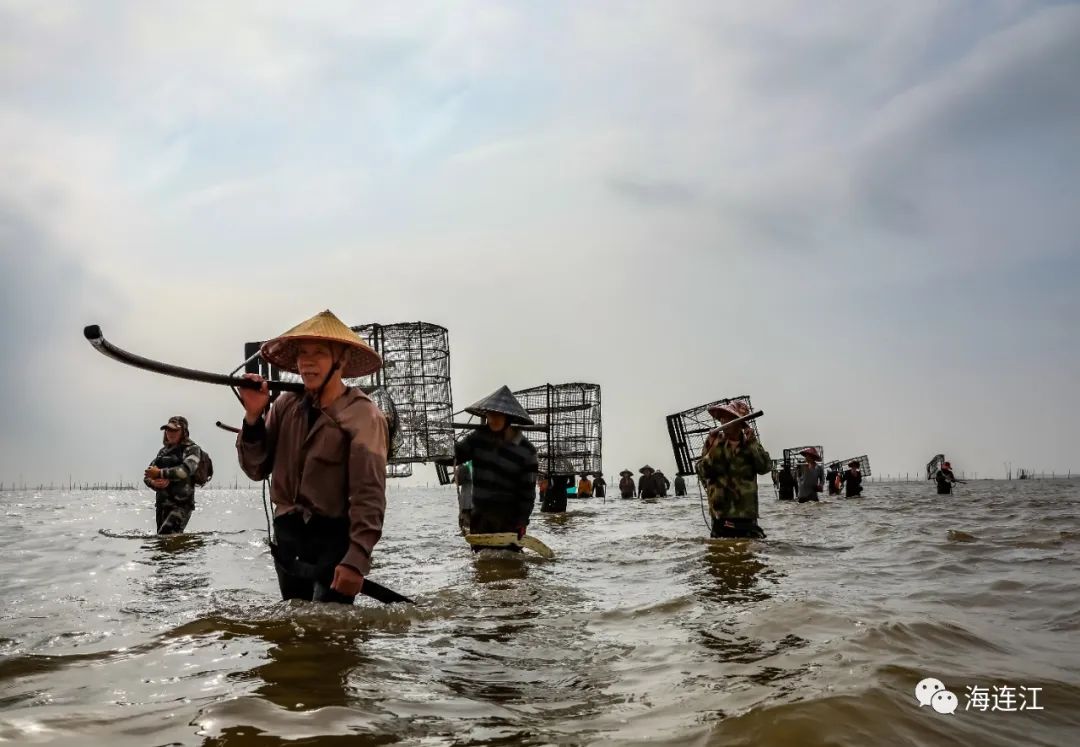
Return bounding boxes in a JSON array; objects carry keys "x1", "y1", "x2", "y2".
[{"x1": 296, "y1": 341, "x2": 340, "y2": 391}]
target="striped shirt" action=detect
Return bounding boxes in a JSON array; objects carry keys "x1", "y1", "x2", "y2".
[{"x1": 455, "y1": 428, "x2": 538, "y2": 523}]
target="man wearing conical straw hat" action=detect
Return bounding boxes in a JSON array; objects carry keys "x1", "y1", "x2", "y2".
[
  {"x1": 236, "y1": 310, "x2": 388, "y2": 604},
  {"x1": 455, "y1": 386, "x2": 539, "y2": 547}
]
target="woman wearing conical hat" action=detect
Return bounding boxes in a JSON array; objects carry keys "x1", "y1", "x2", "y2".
[
  {"x1": 236, "y1": 310, "x2": 388, "y2": 604},
  {"x1": 454, "y1": 386, "x2": 539, "y2": 546},
  {"x1": 592, "y1": 472, "x2": 606, "y2": 498},
  {"x1": 618, "y1": 470, "x2": 636, "y2": 498}
]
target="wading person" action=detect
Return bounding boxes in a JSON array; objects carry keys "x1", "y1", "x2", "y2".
[
  {"x1": 593, "y1": 472, "x2": 606, "y2": 498},
  {"x1": 619, "y1": 469, "x2": 636, "y2": 498},
  {"x1": 237, "y1": 310, "x2": 388, "y2": 605},
  {"x1": 796, "y1": 448, "x2": 825, "y2": 503},
  {"x1": 144, "y1": 416, "x2": 204, "y2": 534},
  {"x1": 578, "y1": 473, "x2": 593, "y2": 498},
  {"x1": 454, "y1": 386, "x2": 539, "y2": 548},
  {"x1": 826, "y1": 462, "x2": 842, "y2": 496},
  {"x1": 656, "y1": 470, "x2": 671, "y2": 497},
  {"x1": 777, "y1": 462, "x2": 796, "y2": 501},
  {"x1": 638, "y1": 465, "x2": 661, "y2": 499},
  {"x1": 673, "y1": 473, "x2": 687, "y2": 497},
  {"x1": 456, "y1": 462, "x2": 474, "y2": 533},
  {"x1": 936, "y1": 461, "x2": 958, "y2": 495},
  {"x1": 841, "y1": 459, "x2": 863, "y2": 498},
  {"x1": 696, "y1": 400, "x2": 771, "y2": 538}
]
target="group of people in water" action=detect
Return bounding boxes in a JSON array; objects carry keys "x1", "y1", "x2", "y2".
[
  {"x1": 140, "y1": 309, "x2": 965, "y2": 605},
  {"x1": 772, "y1": 453, "x2": 864, "y2": 502}
]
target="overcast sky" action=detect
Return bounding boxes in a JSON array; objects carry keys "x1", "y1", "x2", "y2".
[{"x1": 1, "y1": 1, "x2": 1078, "y2": 488}]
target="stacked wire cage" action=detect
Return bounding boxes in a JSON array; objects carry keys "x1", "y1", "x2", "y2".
[
  {"x1": 925, "y1": 454, "x2": 946, "y2": 480},
  {"x1": 782, "y1": 445, "x2": 825, "y2": 480},
  {"x1": 666, "y1": 395, "x2": 758, "y2": 477},
  {"x1": 513, "y1": 383, "x2": 602, "y2": 477},
  {"x1": 242, "y1": 321, "x2": 454, "y2": 478},
  {"x1": 833, "y1": 455, "x2": 872, "y2": 477}
]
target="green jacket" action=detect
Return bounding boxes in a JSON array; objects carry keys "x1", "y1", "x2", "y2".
[{"x1": 696, "y1": 436, "x2": 771, "y2": 519}]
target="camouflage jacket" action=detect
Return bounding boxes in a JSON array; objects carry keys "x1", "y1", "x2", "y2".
[
  {"x1": 146, "y1": 440, "x2": 203, "y2": 505},
  {"x1": 696, "y1": 436, "x2": 771, "y2": 519}
]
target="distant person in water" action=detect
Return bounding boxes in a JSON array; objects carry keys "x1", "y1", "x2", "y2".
[
  {"x1": 655, "y1": 470, "x2": 671, "y2": 497},
  {"x1": 456, "y1": 462, "x2": 473, "y2": 533},
  {"x1": 673, "y1": 474, "x2": 687, "y2": 496},
  {"x1": 578, "y1": 473, "x2": 593, "y2": 498},
  {"x1": 638, "y1": 466, "x2": 661, "y2": 498},
  {"x1": 936, "y1": 461, "x2": 958, "y2": 495},
  {"x1": 619, "y1": 470, "x2": 636, "y2": 498},
  {"x1": 454, "y1": 385, "x2": 539, "y2": 545},
  {"x1": 593, "y1": 472, "x2": 606, "y2": 498},
  {"x1": 696, "y1": 399, "x2": 771, "y2": 538},
  {"x1": 542, "y1": 474, "x2": 570, "y2": 513},
  {"x1": 144, "y1": 415, "x2": 205, "y2": 534},
  {"x1": 796, "y1": 448, "x2": 825, "y2": 503},
  {"x1": 826, "y1": 462, "x2": 842, "y2": 496},
  {"x1": 841, "y1": 460, "x2": 863, "y2": 498},
  {"x1": 777, "y1": 462, "x2": 796, "y2": 501}
]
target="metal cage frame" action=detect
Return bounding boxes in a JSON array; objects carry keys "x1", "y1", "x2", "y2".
[{"x1": 666, "y1": 395, "x2": 759, "y2": 477}]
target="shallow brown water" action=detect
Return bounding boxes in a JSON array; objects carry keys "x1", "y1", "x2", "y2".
[{"x1": 1, "y1": 480, "x2": 1078, "y2": 745}]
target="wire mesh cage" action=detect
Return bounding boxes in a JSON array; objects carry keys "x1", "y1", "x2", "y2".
[
  {"x1": 666, "y1": 395, "x2": 758, "y2": 476},
  {"x1": 926, "y1": 454, "x2": 945, "y2": 480},
  {"x1": 512, "y1": 383, "x2": 602, "y2": 476},
  {"x1": 241, "y1": 321, "x2": 454, "y2": 466},
  {"x1": 833, "y1": 455, "x2": 872, "y2": 477},
  {"x1": 781, "y1": 445, "x2": 824, "y2": 482},
  {"x1": 386, "y1": 463, "x2": 414, "y2": 479}
]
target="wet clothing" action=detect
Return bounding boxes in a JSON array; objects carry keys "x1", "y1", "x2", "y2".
[
  {"x1": 797, "y1": 463, "x2": 825, "y2": 503},
  {"x1": 936, "y1": 468, "x2": 956, "y2": 495},
  {"x1": 711, "y1": 517, "x2": 767, "y2": 539},
  {"x1": 777, "y1": 469, "x2": 796, "y2": 501},
  {"x1": 542, "y1": 474, "x2": 570, "y2": 513},
  {"x1": 456, "y1": 462, "x2": 474, "y2": 511},
  {"x1": 638, "y1": 473, "x2": 661, "y2": 499},
  {"x1": 145, "y1": 440, "x2": 204, "y2": 535},
  {"x1": 619, "y1": 476, "x2": 635, "y2": 498},
  {"x1": 270, "y1": 511, "x2": 356, "y2": 604},
  {"x1": 237, "y1": 388, "x2": 388, "y2": 596},
  {"x1": 673, "y1": 475, "x2": 687, "y2": 496},
  {"x1": 842, "y1": 468, "x2": 863, "y2": 497},
  {"x1": 593, "y1": 477, "x2": 606, "y2": 498},
  {"x1": 656, "y1": 473, "x2": 671, "y2": 497},
  {"x1": 578, "y1": 478, "x2": 593, "y2": 498},
  {"x1": 826, "y1": 468, "x2": 841, "y2": 496},
  {"x1": 696, "y1": 434, "x2": 771, "y2": 523},
  {"x1": 454, "y1": 427, "x2": 538, "y2": 533},
  {"x1": 456, "y1": 462, "x2": 474, "y2": 534},
  {"x1": 155, "y1": 502, "x2": 193, "y2": 535}
]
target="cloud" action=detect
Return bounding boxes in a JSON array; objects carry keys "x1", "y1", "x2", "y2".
[{"x1": 0, "y1": 1, "x2": 1077, "y2": 485}]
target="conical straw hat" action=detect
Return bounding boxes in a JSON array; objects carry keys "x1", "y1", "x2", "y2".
[
  {"x1": 260, "y1": 310, "x2": 382, "y2": 378},
  {"x1": 465, "y1": 385, "x2": 534, "y2": 425}
]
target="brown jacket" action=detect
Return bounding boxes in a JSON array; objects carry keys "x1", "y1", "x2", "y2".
[{"x1": 237, "y1": 388, "x2": 388, "y2": 575}]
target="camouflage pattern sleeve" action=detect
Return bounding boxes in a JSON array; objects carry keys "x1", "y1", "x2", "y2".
[
  {"x1": 163, "y1": 442, "x2": 202, "y2": 481},
  {"x1": 749, "y1": 441, "x2": 772, "y2": 475}
]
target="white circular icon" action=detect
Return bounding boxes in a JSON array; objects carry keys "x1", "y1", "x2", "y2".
[
  {"x1": 931, "y1": 690, "x2": 958, "y2": 714},
  {"x1": 915, "y1": 677, "x2": 946, "y2": 706}
]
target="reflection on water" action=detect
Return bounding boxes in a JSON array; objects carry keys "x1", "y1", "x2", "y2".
[{"x1": 695, "y1": 540, "x2": 773, "y2": 605}]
